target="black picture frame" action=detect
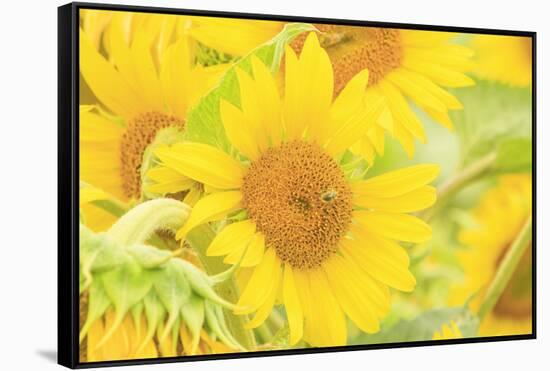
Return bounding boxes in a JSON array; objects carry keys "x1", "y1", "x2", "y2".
[{"x1": 58, "y1": 2, "x2": 537, "y2": 368}]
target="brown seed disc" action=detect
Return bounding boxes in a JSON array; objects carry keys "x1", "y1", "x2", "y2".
[
  {"x1": 120, "y1": 111, "x2": 183, "y2": 199},
  {"x1": 291, "y1": 25, "x2": 403, "y2": 95},
  {"x1": 242, "y1": 141, "x2": 353, "y2": 269}
]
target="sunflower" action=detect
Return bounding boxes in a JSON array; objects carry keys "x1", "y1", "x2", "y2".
[
  {"x1": 79, "y1": 12, "x2": 227, "y2": 203},
  {"x1": 471, "y1": 34, "x2": 532, "y2": 86},
  {"x1": 450, "y1": 175, "x2": 532, "y2": 336},
  {"x1": 151, "y1": 33, "x2": 439, "y2": 346}
]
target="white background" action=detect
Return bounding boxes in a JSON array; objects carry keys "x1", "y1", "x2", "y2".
[{"x1": 0, "y1": 0, "x2": 546, "y2": 369}]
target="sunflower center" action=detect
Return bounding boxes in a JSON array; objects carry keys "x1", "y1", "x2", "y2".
[
  {"x1": 241, "y1": 141, "x2": 353, "y2": 269},
  {"x1": 493, "y1": 242, "x2": 532, "y2": 318},
  {"x1": 120, "y1": 111, "x2": 184, "y2": 199},
  {"x1": 291, "y1": 25, "x2": 403, "y2": 94}
]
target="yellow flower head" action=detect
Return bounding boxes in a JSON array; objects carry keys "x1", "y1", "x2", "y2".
[
  {"x1": 472, "y1": 34, "x2": 532, "y2": 86},
  {"x1": 151, "y1": 33, "x2": 439, "y2": 347},
  {"x1": 79, "y1": 11, "x2": 227, "y2": 202},
  {"x1": 451, "y1": 174, "x2": 532, "y2": 336}
]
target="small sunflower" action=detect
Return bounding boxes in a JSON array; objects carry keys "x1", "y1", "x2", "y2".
[
  {"x1": 79, "y1": 12, "x2": 227, "y2": 203},
  {"x1": 151, "y1": 33, "x2": 439, "y2": 346},
  {"x1": 451, "y1": 175, "x2": 532, "y2": 336},
  {"x1": 472, "y1": 34, "x2": 532, "y2": 86}
]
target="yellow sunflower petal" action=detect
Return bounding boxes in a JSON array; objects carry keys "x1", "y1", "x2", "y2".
[
  {"x1": 306, "y1": 269, "x2": 347, "y2": 347},
  {"x1": 344, "y1": 227, "x2": 416, "y2": 292},
  {"x1": 177, "y1": 191, "x2": 243, "y2": 239},
  {"x1": 146, "y1": 166, "x2": 194, "y2": 195},
  {"x1": 251, "y1": 56, "x2": 283, "y2": 147},
  {"x1": 324, "y1": 254, "x2": 383, "y2": 333},
  {"x1": 282, "y1": 264, "x2": 304, "y2": 345},
  {"x1": 244, "y1": 265, "x2": 281, "y2": 329},
  {"x1": 325, "y1": 87, "x2": 385, "y2": 156},
  {"x1": 222, "y1": 232, "x2": 265, "y2": 267},
  {"x1": 80, "y1": 29, "x2": 144, "y2": 118},
  {"x1": 284, "y1": 33, "x2": 333, "y2": 140},
  {"x1": 188, "y1": 17, "x2": 283, "y2": 56},
  {"x1": 130, "y1": 27, "x2": 164, "y2": 112},
  {"x1": 155, "y1": 143, "x2": 245, "y2": 189},
  {"x1": 354, "y1": 210, "x2": 432, "y2": 243},
  {"x1": 352, "y1": 164, "x2": 440, "y2": 198},
  {"x1": 220, "y1": 99, "x2": 261, "y2": 160},
  {"x1": 387, "y1": 69, "x2": 446, "y2": 113},
  {"x1": 206, "y1": 219, "x2": 256, "y2": 256},
  {"x1": 236, "y1": 247, "x2": 280, "y2": 314},
  {"x1": 160, "y1": 36, "x2": 194, "y2": 118},
  {"x1": 354, "y1": 185, "x2": 437, "y2": 213}
]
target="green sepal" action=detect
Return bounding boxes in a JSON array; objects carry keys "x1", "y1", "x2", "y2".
[
  {"x1": 154, "y1": 260, "x2": 192, "y2": 341},
  {"x1": 79, "y1": 278, "x2": 111, "y2": 342},
  {"x1": 180, "y1": 295, "x2": 205, "y2": 355},
  {"x1": 127, "y1": 244, "x2": 173, "y2": 269},
  {"x1": 97, "y1": 260, "x2": 153, "y2": 348}
]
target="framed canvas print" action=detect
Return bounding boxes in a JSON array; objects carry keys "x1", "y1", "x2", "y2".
[{"x1": 58, "y1": 2, "x2": 536, "y2": 368}]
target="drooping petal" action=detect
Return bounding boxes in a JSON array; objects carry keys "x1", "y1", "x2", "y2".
[
  {"x1": 206, "y1": 219, "x2": 256, "y2": 256},
  {"x1": 235, "y1": 248, "x2": 280, "y2": 314},
  {"x1": 177, "y1": 191, "x2": 243, "y2": 239}
]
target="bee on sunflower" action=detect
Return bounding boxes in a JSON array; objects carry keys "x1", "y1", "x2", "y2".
[{"x1": 149, "y1": 32, "x2": 439, "y2": 346}]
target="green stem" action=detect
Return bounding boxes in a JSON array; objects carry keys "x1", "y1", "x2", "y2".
[
  {"x1": 420, "y1": 152, "x2": 497, "y2": 221},
  {"x1": 92, "y1": 198, "x2": 128, "y2": 218},
  {"x1": 478, "y1": 216, "x2": 532, "y2": 320},
  {"x1": 186, "y1": 225, "x2": 257, "y2": 350}
]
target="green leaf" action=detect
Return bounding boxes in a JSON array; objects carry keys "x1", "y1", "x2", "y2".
[
  {"x1": 451, "y1": 80, "x2": 532, "y2": 168},
  {"x1": 352, "y1": 306, "x2": 479, "y2": 344},
  {"x1": 184, "y1": 23, "x2": 315, "y2": 152},
  {"x1": 493, "y1": 138, "x2": 533, "y2": 174}
]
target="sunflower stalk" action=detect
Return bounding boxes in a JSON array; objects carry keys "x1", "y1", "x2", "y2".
[
  {"x1": 478, "y1": 215, "x2": 532, "y2": 320},
  {"x1": 420, "y1": 152, "x2": 497, "y2": 221},
  {"x1": 186, "y1": 224, "x2": 257, "y2": 350}
]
